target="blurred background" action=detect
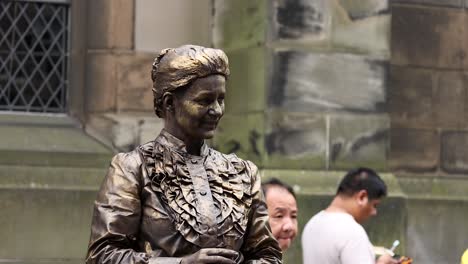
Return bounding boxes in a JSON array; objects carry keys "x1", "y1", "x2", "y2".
[{"x1": 0, "y1": 0, "x2": 467, "y2": 263}]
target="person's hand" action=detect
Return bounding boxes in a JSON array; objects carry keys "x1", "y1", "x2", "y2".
[
  {"x1": 180, "y1": 248, "x2": 239, "y2": 264},
  {"x1": 376, "y1": 253, "x2": 401, "y2": 264}
]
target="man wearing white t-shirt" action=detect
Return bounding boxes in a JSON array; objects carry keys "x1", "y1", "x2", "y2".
[{"x1": 302, "y1": 167, "x2": 399, "y2": 264}]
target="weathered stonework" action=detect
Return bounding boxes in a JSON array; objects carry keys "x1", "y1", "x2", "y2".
[
  {"x1": 433, "y1": 71, "x2": 466, "y2": 129},
  {"x1": 406, "y1": 199, "x2": 468, "y2": 264},
  {"x1": 86, "y1": 113, "x2": 164, "y2": 152},
  {"x1": 392, "y1": 0, "x2": 463, "y2": 8},
  {"x1": 212, "y1": 0, "x2": 267, "y2": 50},
  {"x1": 0, "y1": 188, "x2": 98, "y2": 260},
  {"x1": 269, "y1": 0, "x2": 391, "y2": 55},
  {"x1": 214, "y1": 0, "x2": 390, "y2": 173},
  {"x1": 331, "y1": 0, "x2": 390, "y2": 55},
  {"x1": 391, "y1": 5, "x2": 466, "y2": 69},
  {"x1": 86, "y1": 52, "x2": 157, "y2": 114},
  {"x1": 87, "y1": 0, "x2": 134, "y2": 49},
  {"x1": 390, "y1": 128, "x2": 439, "y2": 172},
  {"x1": 441, "y1": 132, "x2": 468, "y2": 174},
  {"x1": 329, "y1": 114, "x2": 389, "y2": 171},
  {"x1": 271, "y1": 0, "x2": 331, "y2": 41},
  {"x1": 270, "y1": 51, "x2": 387, "y2": 113},
  {"x1": 212, "y1": 113, "x2": 266, "y2": 165},
  {"x1": 224, "y1": 47, "x2": 266, "y2": 114},
  {"x1": 335, "y1": 0, "x2": 388, "y2": 20},
  {"x1": 86, "y1": 52, "x2": 117, "y2": 113},
  {"x1": 389, "y1": 66, "x2": 436, "y2": 129},
  {"x1": 135, "y1": 0, "x2": 212, "y2": 52},
  {"x1": 116, "y1": 53, "x2": 155, "y2": 112},
  {"x1": 265, "y1": 112, "x2": 327, "y2": 170}
]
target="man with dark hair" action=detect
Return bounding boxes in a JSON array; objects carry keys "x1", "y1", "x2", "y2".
[
  {"x1": 302, "y1": 168, "x2": 399, "y2": 264},
  {"x1": 262, "y1": 178, "x2": 298, "y2": 252}
]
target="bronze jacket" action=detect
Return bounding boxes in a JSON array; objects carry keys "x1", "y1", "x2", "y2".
[{"x1": 86, "y1": 130, "x2": 282, "y2": 264}]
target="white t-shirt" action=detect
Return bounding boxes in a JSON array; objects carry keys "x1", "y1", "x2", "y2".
[{"x1": 302, "y1": 211, "x2": 375, "y2": 264}]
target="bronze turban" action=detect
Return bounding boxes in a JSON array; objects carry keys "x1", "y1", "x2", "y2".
[{"x1": 151, "y1": 45, "x2": 230, "y2": 118}]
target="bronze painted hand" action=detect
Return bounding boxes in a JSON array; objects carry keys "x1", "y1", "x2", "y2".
[{"x1": 180, "y1": 248, "x2": 239, "y2": 264}]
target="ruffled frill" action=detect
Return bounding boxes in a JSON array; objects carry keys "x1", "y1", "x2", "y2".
[{"x1": 139, "y1": 141, "x2": 253, "y2": 247}]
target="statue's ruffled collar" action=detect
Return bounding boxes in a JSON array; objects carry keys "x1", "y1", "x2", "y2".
[
  {"x1": 154, "y1": 129, "x2": 209, "y2": 157},
  {"x1": 139, "y1": 129, "x2": 252, "y2": 248}
]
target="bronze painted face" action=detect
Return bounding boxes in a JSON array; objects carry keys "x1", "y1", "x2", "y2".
[{"x1": 169, "y1": 74, "x2": 226, "y2": 141}]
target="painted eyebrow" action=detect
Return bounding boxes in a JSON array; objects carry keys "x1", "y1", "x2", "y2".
[{"x1": 192, "y1": 90, "x2": 224, "y2": 98}]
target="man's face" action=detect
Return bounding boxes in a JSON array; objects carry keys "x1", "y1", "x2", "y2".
[
  {"x1": 265, "y1": 186, "x2": 298, "y2": 251},
  {"x1": 354, "y1": 190, "x2": 381, "y2": 224}
]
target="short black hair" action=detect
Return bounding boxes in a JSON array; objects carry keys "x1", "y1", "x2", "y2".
[
  {"x1": 337, "y1": 167, "x2": 387, "y2": 200},
  {"x1": 262, "y1": 178, "x2": 296, "y2": 199}
]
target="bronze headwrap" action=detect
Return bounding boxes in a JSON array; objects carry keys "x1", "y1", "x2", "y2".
[{"x1": 151, "y1": 45, "x2": 230, "y2": 118}]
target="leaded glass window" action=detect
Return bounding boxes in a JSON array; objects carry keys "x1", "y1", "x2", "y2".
[{"x1": 0, "y1": 0, "x2": 70, "y2": 113}]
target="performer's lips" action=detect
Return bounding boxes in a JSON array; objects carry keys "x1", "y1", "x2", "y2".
[{"x1": 202, "y1": 120, "x2": 219, "y2": 129}]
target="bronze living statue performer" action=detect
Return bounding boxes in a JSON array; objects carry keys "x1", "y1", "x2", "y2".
[{"x1": 86, "y1": 45, "x2": 282, "y2": 264}]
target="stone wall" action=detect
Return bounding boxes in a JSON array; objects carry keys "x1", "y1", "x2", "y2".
[
  {"x1": 390, "y1": 1, "x2": 468, "y2": 176},
  {"x1": 212, "y1": 1, "x2": 399, "y2": 263},
  {"x1": 389, "y1": 2, "x2": 468, "y2": 263},
  {"x1": 213, "y1": 1, "x2": 468, "y2": 263},
  {"x1": 213, "y1": 0, "x2": 391, "y2": 172}
]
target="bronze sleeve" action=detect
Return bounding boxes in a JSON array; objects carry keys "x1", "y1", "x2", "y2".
[
  {"x1": 86, "y1": 153, "x2": 182, "y2": 264},
  {"x1": 241, "y1": 161, "x2": 283, "y2": 264}
]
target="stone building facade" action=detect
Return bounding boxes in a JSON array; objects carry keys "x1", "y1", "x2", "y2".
[{"x1": 1, "y1": 0, "x2": 467, "y2": 263}]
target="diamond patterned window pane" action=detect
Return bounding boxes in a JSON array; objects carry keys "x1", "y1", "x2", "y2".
[{"x1": 0, "y1": 0, "x2": 70, "y2": 113}]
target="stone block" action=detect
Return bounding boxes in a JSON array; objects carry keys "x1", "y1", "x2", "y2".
[
  {"x1": 392, "y1": 0, "x2": 463, "y2": 8},
  {"x1": 406, "y1": 199, "x2": 468, "y2": 264},
  {"x1": 390, "y1": 67, "x2": 467, "y2": 129},
  {"x1": 212, "y1": 113, "x2": 266, "y2": 166},
  {"x1": 88, "y1": 0, "x2": 134, "y2": 49},
  {"x1": 86, "y1": 52, "x2": 117, "y2": 113},
  {"x1": 332, "y1": 13, "x2": 390, "y2": 56},
  {"x1": 433, "y1": 71, "x2": 466, "y2": 128},
  {"x1": 135, "y1": 0, "x2": 212, "y2": 52},
  {"x1": 214, "y1": 112, "x2": 327, "y2": 170},
  {"x1": 391, "y1": 5, "x2": 466, "y2": 69},
  {"x1": 116, "y1": 52, "x2": 155, "y2": 112},
  {"x1": 0, "y1": 118, "x2": 112, "y2": 168},
  {"x1": 331, "y1": 0, "x2": 390, "y2": 56},
  {"x1": 390, "y1": 128, "x2": 439, "y2": 172},
  {"x1": 269, "y1": 51, "x2": 387, "y2": 113},
  {"x1": 225, "y1": 47, "x2": 266, "y2": 114},
  {"x1": 271, "y1": 0, "x2": 331, "y2": 41},
  {"x1": 0, "y1": 188, "x2": 97, "y2": 259},
  {"x1": 398, "y1": 176, "x2": 468, "y2": 200},
  {"x1": 264, "y1": 112, "x2": 327, "y2": 170},
  {"x1": 441, "y1": 131, "x2": 468, "y2": 174},
  {"x1": 329, "y1": 114, "x2": 389, "y2": 171},
  {"x1": 87, "y1": 113, "x2": 164, "y2": 152},
  {"x1": 213, "y1": 0, "x2": 267, "y2": 50},
  {"x1": 389, "y1": 66, "x2": 435, "y2": 129},
  {"x1": 335, "y1": 0, "x2": 389, "y2": 20},
  {"x1": 0, "y1": 165, "x2": 105, "y2": 190}
]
